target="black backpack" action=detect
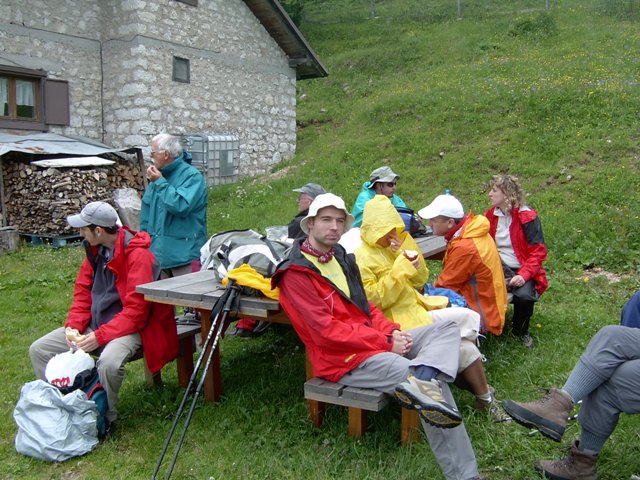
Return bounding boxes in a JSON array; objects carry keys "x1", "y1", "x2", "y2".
[{"x1": 396, "y1": 207, "x2": 428, "y2": 238}]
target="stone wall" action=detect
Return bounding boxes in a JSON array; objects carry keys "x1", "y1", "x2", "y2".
[{"x1": 0, "y1": 0, "x2": 298, "y2": 177}]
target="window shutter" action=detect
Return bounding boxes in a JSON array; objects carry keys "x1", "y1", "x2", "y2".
[{"x1": 44, "y1": 79, "x2": 70, "y2": 126}]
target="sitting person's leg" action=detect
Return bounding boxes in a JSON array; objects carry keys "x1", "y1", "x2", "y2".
[
  {"x1": 29, "y1": 326, "x2": 69, "y2": 380},
  {"x1": 96, "y1": 332, "x2": 142, "y2": 423},
  {"x1": 338, "y1": 346, "x2": 481, "y2": 480},
  {"x1": 537, "y1": 358, "x2": 640, "y2": 480},
  {"x1": 504, "y1": 325, "x2": 640, "y2": 441},
  {"x1": 339, "y1": 320, "x2": 463, "y2": 427},
  {"x1": 510, "y1": 280, "x2": 537, "y2": 346}
]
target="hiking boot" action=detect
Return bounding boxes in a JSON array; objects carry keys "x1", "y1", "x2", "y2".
[
  {"x1": 535, "y1": 441, "x2": 598, "y2": 480},
  {"x1": 394, "y1": 376, "x2": 462, "y2": 429},
  {"x1": 522, "y1": 333, "x2": 534, "y2": 348},
  {"x1": 503, "y1": 388, "x2": 573, "y2": 442},
  {"x1": 474, "y1": 394, "x2": 512, "y2": 423}
]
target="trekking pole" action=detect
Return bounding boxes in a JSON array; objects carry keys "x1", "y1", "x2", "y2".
[
  {"x1": 151, "y1": 280, "x2": 239, "y2": 480},
  {"x1": 163, "y1": 280, "x2": 240, "y2": 480}
]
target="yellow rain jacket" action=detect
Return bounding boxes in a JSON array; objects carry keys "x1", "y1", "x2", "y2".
[
  {"x1": 222, "y1": 264, "x2": 280, "y2": 300},
  {"x1": 355, "y1": 195, "x2": 435, "y2": 330}
]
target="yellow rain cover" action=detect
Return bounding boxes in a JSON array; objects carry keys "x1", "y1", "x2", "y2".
[{"x1": 222, "y1": 264, "x2": 280, "y2": 300}]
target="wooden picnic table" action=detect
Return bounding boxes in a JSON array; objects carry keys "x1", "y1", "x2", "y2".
[{"x1": 136, "y1": 233, "x2": 447, "y2": 403}]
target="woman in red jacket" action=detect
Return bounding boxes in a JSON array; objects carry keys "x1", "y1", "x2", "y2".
[{"x1": 486, "y1": 174, "x2": 548, "y2": 348}]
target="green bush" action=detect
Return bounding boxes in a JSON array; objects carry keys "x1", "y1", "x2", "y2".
[{"x1": 508, "y1": 12, "x2": 558, "y2": 38}]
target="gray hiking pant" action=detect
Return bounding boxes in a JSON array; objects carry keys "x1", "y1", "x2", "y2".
[
  {"x1": 338, "y1": 320, "x2": 479, "y2": 480},
  {"x1": 29, "y1": 326, "x2": 142, "y2": 423},
  {"x1": 577, "y1": 325, "x2": 640, "y2": 440}
]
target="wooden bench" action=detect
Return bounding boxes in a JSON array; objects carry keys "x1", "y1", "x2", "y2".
[
  {"x1": 304, "y1": 377, "x2": 421, "y2": 445},
  {"x1": 144, "y1": 323, "x2": 201, "y2": 388}
]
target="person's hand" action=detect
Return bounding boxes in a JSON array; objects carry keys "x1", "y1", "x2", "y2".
[
  {"x1": 388, "y1": 231, "x2": 402, "y2": 252},
  {"x1": 75, "y1": 332, "x2": 99, "y2": 353},
  {"x1": 402, "y1": 250, "x2": 420, "y2": 269},
  {"x1": 509, "y1": 274, "x2": 526, "y2": 289},
  {"x1": 391, "y1": 330, "x2": 413, "y2": 356},
  {"x1": 146, "y1": 165, "x2": 162, "y2": 182}
]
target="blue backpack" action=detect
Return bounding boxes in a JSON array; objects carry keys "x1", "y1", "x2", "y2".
[
  {"x1": 621, "y1": 290, "x2": 640, "y2": 329},
  {"x1": 59, "y1": 367, "x2": 109, "y2": 439}
]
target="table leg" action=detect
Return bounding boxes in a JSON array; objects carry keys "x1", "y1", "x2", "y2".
[{"x1": 197, "y1": 308, "x2": 223, "y2": 402}]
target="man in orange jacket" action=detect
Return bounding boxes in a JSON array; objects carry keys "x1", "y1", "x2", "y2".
[{"x1": 419, "y1": 194, "x2": 507, "y2": 336}]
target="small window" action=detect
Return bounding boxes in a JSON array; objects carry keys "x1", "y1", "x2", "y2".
[
  {"x1": 0, "y1": 66, "x2": 46, "y2": 130},
  {"x1": 172, "y1": 57, "x2": 190, "y2": 84}
]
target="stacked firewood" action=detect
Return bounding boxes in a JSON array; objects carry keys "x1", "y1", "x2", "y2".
[{"x1": 3, "y1": 160, "x2": 144, "y2": 236}]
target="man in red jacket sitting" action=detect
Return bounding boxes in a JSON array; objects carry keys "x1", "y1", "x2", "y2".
[
  {"x1": 29, "y1": 202, "x2": 178, "y2": 436},
  {"x1": 272, "y1": 193, "x2": 485, "y2": 480}
]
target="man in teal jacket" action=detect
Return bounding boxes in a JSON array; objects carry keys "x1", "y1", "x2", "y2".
[
  {"x1": 141, "y1": 133, "x2": 208, "y2": 277},
  {"x1": 351, "y1": 166, "x2": 407, "y2": 227}
]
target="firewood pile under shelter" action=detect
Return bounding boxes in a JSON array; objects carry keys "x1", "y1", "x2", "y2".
[{"x1": 0, "y1": 133, "x2": 145, "y2": 237}]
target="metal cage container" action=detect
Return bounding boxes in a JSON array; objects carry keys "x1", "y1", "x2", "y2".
[{"x1": 180, "y1": 134, "x2": 239, "y2": 187}]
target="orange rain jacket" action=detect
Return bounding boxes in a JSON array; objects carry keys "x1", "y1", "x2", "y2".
[{"x1": 435, "y1": 213, "x2": 507, "y2": 335}]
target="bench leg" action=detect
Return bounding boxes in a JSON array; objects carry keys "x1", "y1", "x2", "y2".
[
  {"x1": 308, "y1": 399, "x2": 326, "y2": 428},
  {"x1": 144, "y1": 363, "x2": 163, "y2": 386},
  {"x1": 347, "y1": 407, "x2": 367, "y2": 437},
  {"x1": 176, "y1": 336, "x2": 195, "y2": 389},
  {"x1": 197, "y1": 308, "x2": 223, "y2": 402},
  {"x1": 401, "y1": 408, "x2": 421, "y2": 445}
]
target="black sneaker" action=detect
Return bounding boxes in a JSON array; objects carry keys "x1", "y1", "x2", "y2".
[{"x1": 99, "y1": 421, "x2": 116, "y2": 442}]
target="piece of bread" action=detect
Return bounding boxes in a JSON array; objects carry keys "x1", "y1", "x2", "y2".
[
  {"x1": 403, "y1": 249, "x2": 419, "y2": 261},
  {"x1": 65, "y1": 327, "x2": 86, "y2": 343}
]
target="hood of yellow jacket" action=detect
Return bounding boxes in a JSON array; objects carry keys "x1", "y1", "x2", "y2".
[{"x1": 360, "y1": 195, "x2": 406, "y2": 247}]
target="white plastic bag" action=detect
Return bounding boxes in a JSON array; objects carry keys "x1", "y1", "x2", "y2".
[
  {"x1": 113, "y1": 187, "x2": 141, "y2": 231},
  {"x1": 45, "y1": 349, "x2": 95, "y2": 390},
  {"x1": 14, "y1": 380, "x2": 98, "y2": 462}
]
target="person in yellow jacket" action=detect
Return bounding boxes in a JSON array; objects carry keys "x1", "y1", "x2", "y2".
[
  {"x1": 355, "y1": 195, "x2": 507, "y2": 420},
  {"x1": 419, "y1": 194, "x2": 508, "y2": 337}
]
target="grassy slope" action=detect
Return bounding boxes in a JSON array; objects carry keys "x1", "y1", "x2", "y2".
[{"x1": 1, "y1": 1, "x2": 640, "y2": 479}]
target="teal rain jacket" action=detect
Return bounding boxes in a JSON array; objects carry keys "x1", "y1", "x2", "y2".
[
  {"x1": 351, "y1": 181, "x2": 407, "y2": 227},
  {"x1": 140, "y1": 154, "x2": 208, "y2": 269}
]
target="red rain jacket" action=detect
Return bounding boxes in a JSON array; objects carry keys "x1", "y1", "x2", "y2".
[
  {"x1": 485, "y1": 206, "x2": 548, "y2": 296},
  {"x1": 65, "y1": 227, "x2": 178, "y2": 373}
]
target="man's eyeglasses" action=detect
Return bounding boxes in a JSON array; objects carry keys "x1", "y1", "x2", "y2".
[
  {"x1": 150, "y1": 149, "x2": 165, "y2": 156},
  {"x1": 384, "y1": 182, "x2": 397, "y2": 187}
]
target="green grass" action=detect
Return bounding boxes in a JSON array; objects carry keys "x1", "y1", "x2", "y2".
[{"x1": 2, "y1": 1, "x2": 640, "y2": 478}]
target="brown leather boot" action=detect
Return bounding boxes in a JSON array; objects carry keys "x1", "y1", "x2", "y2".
[
  {"x1": 536, "y1": 441, "x2": 598, "y2": 480},
  {"x1": 503, "y1": 388, "x2": 573, "y2": 441}
]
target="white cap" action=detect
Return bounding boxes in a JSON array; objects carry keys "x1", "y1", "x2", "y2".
[
  {"x1": 418, "y1": 194, "x2": 464, "y2": 219},
  {"x1": 300, "y1": 193, "x2": 354, "y2": 234}
]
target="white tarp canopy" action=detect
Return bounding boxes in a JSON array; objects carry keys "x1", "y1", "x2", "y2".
[
  {"x1": 30, "y1": 156, "x2": 116, "y2": 168},
  {"x1": 0, "y1": 133, "x2": 140, "y2": 158}
]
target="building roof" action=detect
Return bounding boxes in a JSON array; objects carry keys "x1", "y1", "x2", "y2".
[{"x1": 242, "y1": 0, "x2": 328, "y2": 80}]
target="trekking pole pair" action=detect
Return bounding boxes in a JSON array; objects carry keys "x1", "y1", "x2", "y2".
[{"x1": 152, "y1": 279, "x2": 240, "y2": 480}]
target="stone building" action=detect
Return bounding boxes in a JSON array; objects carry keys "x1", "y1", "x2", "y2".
[{"x1": 0, "y1": 0, "x2": 327, "y2": 177}]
